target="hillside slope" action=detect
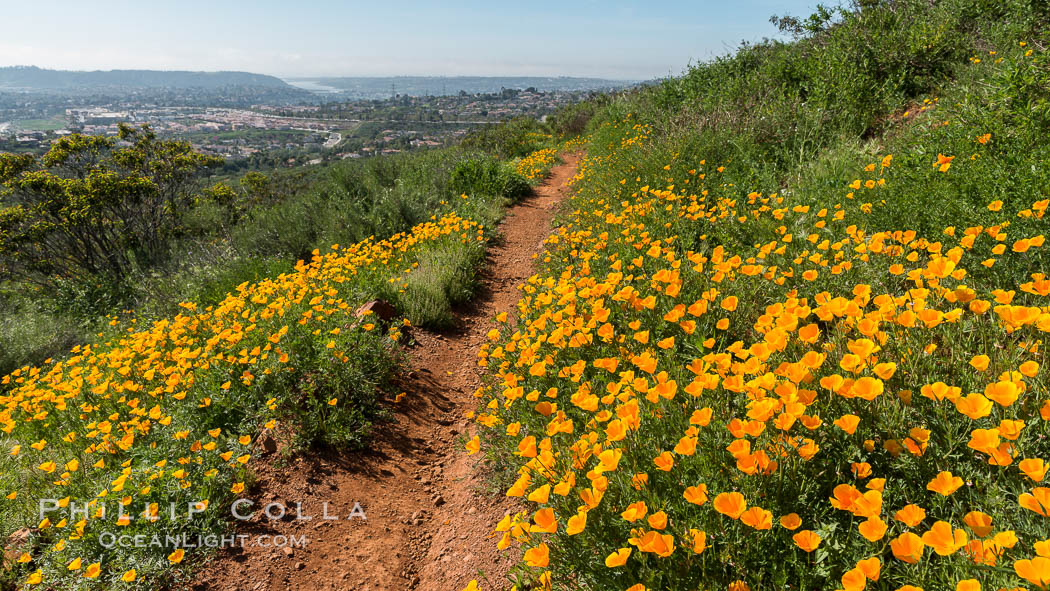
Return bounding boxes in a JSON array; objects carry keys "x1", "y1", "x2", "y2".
[
  {"x1": 470, "y1": 1, "x2": 1050, "y2": 590},
  {"x1": 0, "y1": 66, "x2": 297, "y2": 91}
]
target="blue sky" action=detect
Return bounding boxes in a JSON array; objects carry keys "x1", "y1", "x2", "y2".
[{"x1": 1, "y1": 0, "x2": 821, "y2": 79}]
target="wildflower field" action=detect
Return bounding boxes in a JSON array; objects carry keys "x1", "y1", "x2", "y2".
[
  {"x1": 516, "y1": 147, "x2": 559, "y2": 182},
  {"x1": 2, "y1": 0, "x2": 1048, "y2": 588},
  {"x1": 470, "y1": 17, "x2": 1050, "y2": 591},
  {"x1": 0, "y1": 209, "x2": 489, "y2": 588},
  {"x1": 516, "y1": 138, "x2": 587, "y2": 183}
]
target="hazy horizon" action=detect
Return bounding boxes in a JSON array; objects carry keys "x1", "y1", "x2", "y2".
[
  {"x1": 2, "y1": 0, "x2": 819, "y2": 80},
  {"x1": 1, "y1": 66, "x2": 641, "y2": 82}
]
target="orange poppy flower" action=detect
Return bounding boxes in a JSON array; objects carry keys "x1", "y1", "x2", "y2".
[
  {"x1": 985, "y1": 381, "x2": 1019, "y2": 407},
  {"x1": 674, "y1": 436, "x2": 697, "y2": 456},
  {"x1": 934, "y1": 153, "x2": 955, "y2": 172},
  {"x1": 713, "y1": 492, "x2": 747, "y2": 519},
  {"x1": 604, "y1": 547, "x2": 632, "y2": 568},
  {"x1": 922, "y1": 520, "x2": 968, "y2": 555},
  {"x1": 873, "y1": 362, "x2": 897, "y2": 380},
  {"x1": 528, "y1": 484, "x2": 551, "y2": 504},
  {"x1": 1019, "y1": 487, "x2": 1050, "y2": 516},
  {"x1": 532, "y1": 508, "x2": 557, "y2": 533},
  {"x1": 689, "y1": 408, "x2": 713, "y2": 425},
  {"x1": 647, "y1": 511, "x2": 668, "y2": 530},
  {"x1": 798, "y1": 323, "x2": 821, "y2": 343},
  {"x1": 852, "y1": 377, "x2": 884, "y2": 400},
  {"x1": 740, "y1": 506, "x2": 772, "y2": 530},
  {"x1": 1020, "y1": 361, "x2": 1040, "y2": 378},
  {"x1": 840, "y1": 567, "x2": 866, "y2": 591},
  {"x1": 834, "y1": 414, "x2": 861, "y2": 434},
  {"x1": 858, "y1": 516, "x2": 887, "y2": 541},
  {"x1": 779, "y1": 513, "x2": 802, "y2": 530},
  {"x1": 851, "y1": 462, "x2": 872, "y2": 478},
  {"x1": 890, "y1": 532, "x2": 926, "y2": 563},
  {"x1": 968, "y1": 428, "x2": 1000, "y2": 454},
  {"x1": 927, "y1": 471, "x2": 964, "y2": 496},
  {"x1": 621, "y1": 501, "x2": 648, "y2": 522},
  {"x1": 523, "y1": 543, "x2": 549, "y2": 567},
  {"x1": 954, "y1": 394, "x2": 993, "y2": 420},
  {"x1": 999, "y1": 419, "x2": 1025, "y2": 440},
  {"x1": 964, "y1": 539, "x2": 996, "y2": 566},
  {"x1": 829, "y1": 483, "x2": 863, "y2": 513},
  {"x1": 566, "y1": 512, "x2": 587, "y2": 535},
  {"x1": 633, "y1": 530, "x2": 675, "y2": 557},
  {"x1": 963, "y1": 511, "x2": 993, "y2": 538},
  {"x1": 683, "y1": 484, "x2": 708, "y2": 505},
  {"x1": 653, "y1": 451, "x2": 674, "y2": 471},
  {"x1": 857, "y1": 556, "x2": 881, "y2": 581},
  {"x1": 689, "y1": 529, "x2": 707, "y2": 554},
  {"x1": 792, "y1": 530, "x2": 821, "y2": 552},
  {"x1": 1021, "y1": 458, "x2": 1049, "y2": 482},
  {"x1": 969, "y1": 355, "x2": 990, "y2": 371},
  {"x1": 1014, "y1": 556, "x2": 1050, "y2": 589},
  {"x1": 894, "y1": 504, "x2": 927, "y2": 527}
]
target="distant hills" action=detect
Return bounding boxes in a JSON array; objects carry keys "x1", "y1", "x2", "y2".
[
  {"x1": 285, "y1": 76, "x2": 637, "y2": 99},
  {"x1": 0, "y1": 67, "x2": 637, "y2": 106},
  {"x1": 0, "y1": 66, "x2": 295, "y2": 91}
]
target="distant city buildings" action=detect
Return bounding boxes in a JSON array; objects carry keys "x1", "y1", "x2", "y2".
[
  {"x1": 67, "y1": 108, "x2": 132, "y2": 125},
  {"x1": 2, "y1": 87, "x2": 593, "y2": 167}
]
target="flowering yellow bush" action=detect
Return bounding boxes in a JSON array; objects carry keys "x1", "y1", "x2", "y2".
[
  {"x1": 515, "y1": 139, "x2": 586, "y2": 182},
  {"x1": 516, "y1": 147, "x2": 559, "y2": 181},
  {"x1": 470, "y1": 117, "x2": 1050, "y2": 590},
  {"x1": 1, "y1": 212, "x2": 485, "y2": 587}
]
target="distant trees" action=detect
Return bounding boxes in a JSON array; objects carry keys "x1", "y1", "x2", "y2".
[
  {"x1": 769, "y1": 4, "x2": 837, "y2": 39},
  {"x1": 0, "y1": 124, "x2": 221, "y2": 289}
]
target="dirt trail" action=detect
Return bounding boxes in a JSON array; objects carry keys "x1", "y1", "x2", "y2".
[{"x1": 191, "y1": 153, "x2": 580, "y2": 591}]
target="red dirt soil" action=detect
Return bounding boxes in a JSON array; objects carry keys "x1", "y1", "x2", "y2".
[{"x1": 186, "y1": 153, "x2": 580, "y2": 591}]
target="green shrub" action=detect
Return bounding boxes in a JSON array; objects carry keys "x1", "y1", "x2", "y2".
[
  {"x1": 394, "y1": 238, "x2": 486, "y2": 328},
  {"x1": 462, "y1": 116, "x2": 550, "y2": 158},
  {"x1": 585, "y1": 0, "x2": 1042, "y2": 190},
  {"x1": 450, "y1": 158, "x2": 531, "y2": 201},
  {"x1": 0, "y1": 125, "x2": 221, "y2": 290},
  {"x1": 548, "y1": 98, "x2": 605, "y2": 138}
]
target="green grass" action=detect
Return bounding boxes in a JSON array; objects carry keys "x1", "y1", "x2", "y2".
[
  {"x1": 580, "y1": 0, "x2": 1042, "y2": 194},
  {"x1": 13, "y1": 117, "x2": 68, "y2": 132},
  {"x1": 0, "y1": 298, "x2": 87, "y2": 376},
  {"x1": 393, "y1": 232, "x2": 487, "y2": 328}
]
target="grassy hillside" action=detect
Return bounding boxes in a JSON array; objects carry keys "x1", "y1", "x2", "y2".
[
  {"x1": 0, "y1": 134, "x2": 546, "y2": 377},
  {"x1": 0, "y1": 116, "x2": 567, "y2": 588},
  {"x1": 472, "y1": 1, "x2": 1050, "y2": 590}
]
